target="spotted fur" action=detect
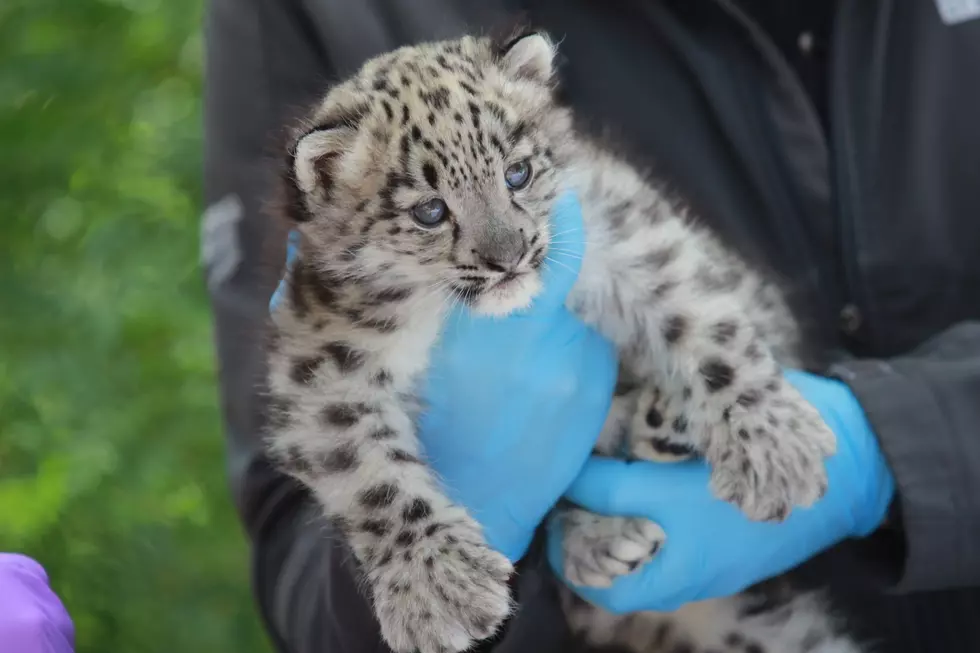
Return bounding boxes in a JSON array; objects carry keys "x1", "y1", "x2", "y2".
[{"x1": 263, "y1": 30, "x2": 854, "y2": 653}]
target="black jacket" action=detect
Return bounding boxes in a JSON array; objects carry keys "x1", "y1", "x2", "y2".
[{"x1": 201, "y1": 1, "x2": 980, "y2": 651}]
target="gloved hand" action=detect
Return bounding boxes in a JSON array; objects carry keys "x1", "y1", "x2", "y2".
[
  {"x1": 547, "y1": 369, "x2": 896, "y2": 613},
  {"x1": 269, "y1": 194, "x2": 619, "y2": 564},
  {"x1": 419, "y1": 192, "x2": 618, "y2": 562},
  {"x1": 0, "y1": 553, "x2": 75, "y2": 653}
]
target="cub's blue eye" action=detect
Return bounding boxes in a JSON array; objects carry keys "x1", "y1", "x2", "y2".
[
  {"x1": 412, "y1": 198, "x2": 448, "y2": 227},
  {"x1": 504, "y1": 160, "x2": 532, "y2": 190}
]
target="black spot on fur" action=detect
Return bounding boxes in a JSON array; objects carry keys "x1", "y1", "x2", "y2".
[
  {"x1": 737, "y1": 390, "x2": 761, "y2": 407},
  {"x1": 276, "y1": 445, "x2": 312, "y2": 476},
  {"x1": 424, "y1": 523, "x2": 447, "y2": 537},
  {"x1": 362, "y1": 519, "x2": 391, "y2": 537},
  {"x1": 672, "y1": 415, "x2": 688, "y2": 433},
  {"x1": 645, "y1": 406, "x2": 664, "y2": 429},
  {"x1": 360, "y1": 317, "x2": 398, "y2": 333},
  {"x1": 371, "y1": 426, "x2": 396, "y2": 440},
  {"x1": 322, "y1": 342, "x2": 366, "y2": 373},
  {"x1": 468, "y1": 101, "x2": 481, "y2": 128},
  {"x1": 411, "y1": 124, "x2": 422, "y2": 141},
  {"x1": 460, "y1": 81, "x2": 477, "y2": 96},
  {"x1": 420, "y1": 86, "x2": 451, "y2": 110},
  {"x1": 372, "y1": 369, "x2": 393, "y2": 386},
  {"x1": 373, "y1": 287, "x2": 412, "y2": 303},
  {"x1": 388, "y1": 449, "x2": 421, "y2": 464},
  {"x1": 738, "y1": 428, "x2": 751, "y2": 441},
  {"x1": 395, "y1": 530, "x2": 415, "y2": 547},
  {"x1": 381, "y1": 100, "x2": 394, "y2": 121},
  {"x1": 700, "y1": 357, "x2": 735, "y2": 392},
  {"x1": 509, "y1": 121, "x2": 527, "y2": 145},
  {"x1": 359, "y1": 483, "x2": 399, "y2": 509},
  {"x1": 712, "y1": 320, "x2": 738, "y2": 345},
  {"x1": 403, "y1": 498, "x2": 432, "y2": 523},
  {"x1": 485, "y1": 100, "x2": 508, "y2": 124},
  {"x1": 322, "y1": 403, "x2": 363, "y2": 428},
  {"x1": 663, "y1": 315, "x2": 688, "y2": 345},
  {"x1": 490, "y1": 134, "x2": 506, "y2": 158},
  {"x1": 682, "y1": 386, "x2": 692, "y2": 400},
  {"x1": 309, "y1": 271, "x2": 339, "y2": 308},
  {"x1": 290, "y1": 355, "x2": 324, "y2": 385},
  {"x1": 322, "y1": 444, "x2": 358, "y2": 472},
  {"x1": 376, "y1": 548, "x2": 393, "y2": 567},
  {"x1": 423, "y1": 162, "x2": 439, "y2": 189}
]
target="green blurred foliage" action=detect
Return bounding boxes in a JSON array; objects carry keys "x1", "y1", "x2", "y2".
[{"x1": 0, "y1": 1, "x2": 273, "y2": 651}]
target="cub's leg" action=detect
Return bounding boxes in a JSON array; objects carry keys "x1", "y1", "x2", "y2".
[
  {"x1": 571, "y1": 174, "x2": 835, "y2": 521},
  {"x1": 559, "y1": 377, "x2": 666, "y2": 589},
  {"x1": 264, "y1": 271, "x2": 512, "y2": 653}
]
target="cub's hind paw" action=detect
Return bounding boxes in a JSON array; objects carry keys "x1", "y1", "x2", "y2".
[
  {"x1": 370, "y1": 515, "x2": 513, "y2": 653},
  {"x1": 709, "y1": 380, "x2": 835, "y2": 521},
  {"x1": 561, "y1": 509, "x2": 665, "y2": 588}
]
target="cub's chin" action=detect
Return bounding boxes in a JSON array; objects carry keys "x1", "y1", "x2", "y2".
[{"x1": 470, "y1": 272, "x2": 543, "y2": 317}]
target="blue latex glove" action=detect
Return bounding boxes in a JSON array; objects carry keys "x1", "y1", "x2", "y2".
[
  {"x1": 419, "y1": 193, "x2": 618, "y2": 562},
  {"x1": 547, "y1": 369, "x2": 896, "y2": 614},
  {"x1": 269, "y1": 194, "x2": 619, "y2": 563}
]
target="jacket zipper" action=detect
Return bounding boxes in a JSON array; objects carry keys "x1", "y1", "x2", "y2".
[{"x1": 830, "y1": 0, "x2": 875, "y2": 349}]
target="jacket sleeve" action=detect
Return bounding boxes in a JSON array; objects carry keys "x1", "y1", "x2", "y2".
[{"x1": 829, "y1": 321, "x2": 980, "y2": 593}]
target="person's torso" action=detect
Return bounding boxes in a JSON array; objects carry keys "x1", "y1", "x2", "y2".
[{"x1": 288, "y1": 1, "x2": 980, "y2": 650}]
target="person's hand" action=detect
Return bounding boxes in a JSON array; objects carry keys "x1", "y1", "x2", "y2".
[
  {"x1": 0, "y1": 554, "x2": 75, "y2": 653},
  {"x1": 419, "y1": 192, "x2": 618, "y2": 563},
  {"x1": 546, "y1": 369, "x2": 896, "y2": 613}
]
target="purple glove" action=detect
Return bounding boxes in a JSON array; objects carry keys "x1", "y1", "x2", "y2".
[{"x1": 0, "y1": 554, "x2": 75, "y2": 653}]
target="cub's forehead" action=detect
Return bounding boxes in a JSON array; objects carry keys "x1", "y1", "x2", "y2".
[
  {"x1": 356, "y1": 36, "x2": 492, "y2": 93},
  {"x1": 307, "y1": 36, "x2": 509, "y2": 131}
]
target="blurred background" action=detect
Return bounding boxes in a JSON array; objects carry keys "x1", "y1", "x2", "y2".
[{"x1": 1, "y1": 1, "x2": 273, "y2": 651}]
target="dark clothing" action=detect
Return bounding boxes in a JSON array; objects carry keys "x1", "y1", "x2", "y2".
[{"x1": 201, "y1": 1, "x2": 980, "y2": 651}]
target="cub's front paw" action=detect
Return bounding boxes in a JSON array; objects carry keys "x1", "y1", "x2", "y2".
[
  {"x1": 370, "y1": 515, "x2": 513, "y2": 653},
  {"x1": 561, "y1": 509, "x2": 665, "y2": 588},
  {"x1": 708, "y1": 379, "x2": 836, "y2": 521}
]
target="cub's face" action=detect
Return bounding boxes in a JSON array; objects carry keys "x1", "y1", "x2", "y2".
[{"x1": 285, "y1": 32, "x2": 570, "y2": 316}]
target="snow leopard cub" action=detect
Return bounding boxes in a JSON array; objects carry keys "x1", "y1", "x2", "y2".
[{"x1": 263, "y1": 29, "x2": 844, "y2": 653}]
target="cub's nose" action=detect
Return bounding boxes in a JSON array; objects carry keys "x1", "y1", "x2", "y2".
[{"x1": 473, "y1": 228, "x2": 528, "y2": 271}]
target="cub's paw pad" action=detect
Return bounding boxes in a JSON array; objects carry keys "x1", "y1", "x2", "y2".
[
  {"x1": 628, "y1": 385, "x2": 699, "y2": 463},
  {"x1": 562, "y1": 510, "x2": 665, "y2": 588}
]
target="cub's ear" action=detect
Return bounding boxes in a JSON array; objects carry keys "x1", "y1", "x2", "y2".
[
  {"x1": 289, "y1": 123, "x2": 351, "y2": 201},
  {"x1": 498, "y1": 30, "x2": 556, "y2": 84}
]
